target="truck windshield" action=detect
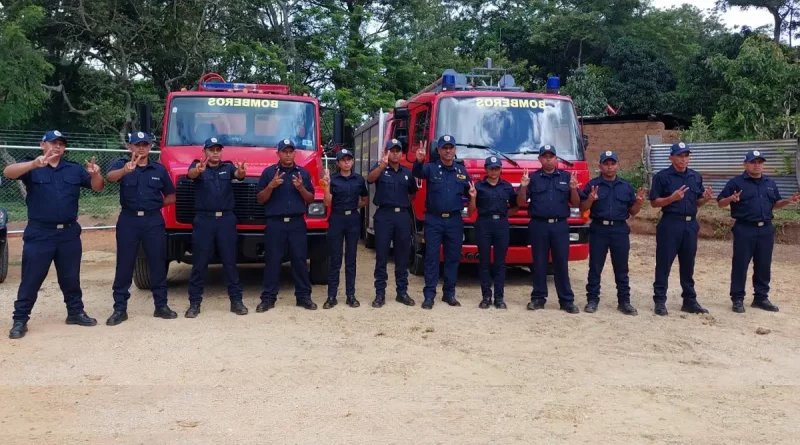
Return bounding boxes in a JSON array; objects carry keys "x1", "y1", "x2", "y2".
[
  {"x1": 165, "y1": 96, "x2": 317, "y2": 149},
  {"x1": 435, "y1": 96, "x2": 584, "y2": 161}
]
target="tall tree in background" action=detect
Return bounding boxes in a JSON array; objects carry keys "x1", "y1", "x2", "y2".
[{"x1": 716, "y1": 0, "x2": 800, "y2": 42}]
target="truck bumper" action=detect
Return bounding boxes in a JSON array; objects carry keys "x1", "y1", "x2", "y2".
[
  {"x1": 166, "y1": 229, "x2": 328, "y2": 264},
  {"x1": 437, "y1": 224, "x2": 590, "y2": 264}
]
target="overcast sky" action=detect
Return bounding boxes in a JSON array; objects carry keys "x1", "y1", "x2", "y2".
[{"x1": 651, "y1": 0, "x2": 775, "y2": 30}]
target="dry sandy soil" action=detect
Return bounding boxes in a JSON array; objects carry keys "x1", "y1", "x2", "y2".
[{"x1": 1, "y1": 231, "x2": 800, "y2": 444}]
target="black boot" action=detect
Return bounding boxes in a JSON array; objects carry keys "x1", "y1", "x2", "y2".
[
  {"x1": 732, "y1": 300, "x2": 745, "y2": 313},
  {"x1": 154, "y1": 306, "x2": 178, "y2": 319},
  {"x1": 478, "y1": 298, "x2": 492, "y2": 309},
  {"x1": 106, "y1": 311, "x2": 128, "y2": 326},
  {"x1": 256, "y1": 301, "x2": 275, "y2": 312},
  {"x1": 9, "y1": 321, "x2": 27, "y2": 339},
  {"x1": 654, "y1": 302, "x2": 669, "y2": 316},
  {"x1": 442, "y1": 297, "x2": 461, "y2": 307},
  {"x1": 346, "y1": 296, "x2": 360, "y2": 308},
  {"x1": 752, "y1": 299, "x2": 779, "y2": 312},
  {"x1": 681, "y1": 300, "x2": 709, "y2": 314},
  {"x1": 395, "y1": 293, "x2": 415, "y2": 306},
  {"x1": 323, "y1": 298, "x2": 338, "y2": 309},
  {"x1": 559, "y1": 302, "x2": 580, "y2": 314},
  {"x1": 421, "y1": 299, "x2": 434, "y2": 310},
  {"x1": 494, "y1": 299, "x2": 507, "y2": 309},
  {"x1": 372, "y1": 296, "x2": 385, "y2": 308},
  {"x1": 527, "y1": 299, "x2": 545, "y2": 311},
  {"x1": 185, "y1": 304, "x2": 201, "y2": 318},
  {"x1": 65, "y1": 312, "x2": 98, "y2": 326},
  {"x1": 617, "y1": 302, "x2": 638, "y2": 316},
  {"x1": 230, "y1": 301, "x2": 248, "y2": 315},
  {"x1": 296, "y1": 299, "x2": 318, "y2": 310},
  {"x1": 584, "y1": 301, "x2": 599, "y2": 313}
]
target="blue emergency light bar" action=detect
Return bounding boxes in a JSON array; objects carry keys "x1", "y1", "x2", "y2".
[
  {"x1": 546, "y1": 77, "x2": 560, "y2": 94},
  {"x1": 199, "y1": 81, "x2": 290, "y2": 95}
]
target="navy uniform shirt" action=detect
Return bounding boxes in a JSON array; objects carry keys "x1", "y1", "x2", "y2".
[
  {"x1": 717, "y1": 172, "x2": 782, "y2": 222},
  {"x1": 329, "y1": 172, "x2": 368, "y2": 212},
  {"x1": 257, "y1": 163, "x2": 314, "y2": 217},
  {"x1": 18, "y1": 159, "x2": 92, "y2": 224},
  {"x1": 108, "y1": 158, "x2": 175, "y2": 212},
  {"x1": 475, "y1": 178, "x2": 517, "y2": 216},
  {"x1": 581, "y1": 176, "x2": 636, "y2": 221},
  {"x1": 412, "y1": 160, "x2": 469, "y2": 214},
  {"x1": 525, "y1": 169, "x2": 572, "y2": 219},
  {"x1": 189, "y1": 160, "x2": 237, "y2": 212},
  {"x1": 368, "y1": 163, "x2": 418, "y2": 208},
  {"x1": 649, "y1": 166, "x2": 704, "y2": 216}
]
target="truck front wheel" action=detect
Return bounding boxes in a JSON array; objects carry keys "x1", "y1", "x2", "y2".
[
  {"x1": 0, "y1": 240, "x2": 8, "y2": 283},
  {"x1": 409, "y1": 231, "x2": 425, "y2": 276},
  {"x1": 133, "y1": 258, "x2": 171, "y2": 290},
  {"x1": 309, "y1": 248, "x2": 329, "y2": 285}
]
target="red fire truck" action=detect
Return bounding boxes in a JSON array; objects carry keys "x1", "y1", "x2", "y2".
[
  {"x1": 354, "y1": 63, "x2": 590, "y2": 275},
  {"x1": 132, "y1": 73, "x2": 334, "y2": 288}
]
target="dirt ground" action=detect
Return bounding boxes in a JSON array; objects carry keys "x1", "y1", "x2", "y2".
[{"x1": 2, "y1": 231, "x2": 800, "y2": 445}]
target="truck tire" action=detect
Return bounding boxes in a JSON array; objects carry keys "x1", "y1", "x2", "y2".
[
  {"x1": 309, "y1": 249, "x2": 329, "y2": 285},
  {"x1": 364, "y1": 230, "x2": 375, "y2": 249},
  {"x1": 133, "y1": 258, "x2": 171, "y2": 290},
  {"x1": 410, "y1": 231, "x2": 425, "y2": 276},
  {"x1": 0, "y1": 241, "x2": 8, "y2": 283}
]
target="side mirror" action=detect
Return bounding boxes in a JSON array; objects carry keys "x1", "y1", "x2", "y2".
[
  {"x1": 396, "y1": 135, "x2": 409, "y2": 153},
  {"x1": 393, "y1": 107, "x2": 409, "y2": 119},
  {"x1": 333, "y1": 110, "x2": 345, "y2": 145},
  {"x1": 582, "y1": 134, "x2": 589, "y2": 150},
  {"x1": 137, "y1": 102, "x2": 152, "y2": 136}
]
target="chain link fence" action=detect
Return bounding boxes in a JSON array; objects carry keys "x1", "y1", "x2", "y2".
[{"x1": 0, "y1": 143, "x2": 159, "y2": 233}]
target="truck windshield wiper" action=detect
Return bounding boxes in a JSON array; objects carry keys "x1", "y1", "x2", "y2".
[{"x1": 454, "y1": 143, "x2": 520, "y2": 167}]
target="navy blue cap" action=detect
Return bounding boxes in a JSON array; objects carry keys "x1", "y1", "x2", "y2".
[
  {"x1": 277, "y1": 138, "x2": 295, "y2": 151},
  {"x1": 203, "y1": 137, "x2": 223, "y2": 150},
  {"x1": 484, "y1": 156, "x2": 502, "y2": 169},
  {"x1": 336, "y1": 148, "x2": 354, "y2": 161},
  {"x1": 42, "y1": 130, "x2": 67, "y2": 143},
  {"x1": 744, "y1": 150, "x2": 766, "y2": 163},
  {"x1": 129, "y1": 131, "x2": 152, "y2": 144},
  {"x1": 670, "y1": 142, "x2": 691, "y2": 156},
  {"x1": 599, "y1": 150, "x2": 619, "y2": 163},
  {"x1": 538, "y1": 144, "x2": 557, "y2": 156},
  {"x1": 437, "y1": 135, "x2": 456, "y2": 148},
  {"x1": 385, "y1": 138, "x2": 402, "y2": 151}
]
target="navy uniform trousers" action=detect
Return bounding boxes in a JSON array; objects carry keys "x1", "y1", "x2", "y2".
[
  {"x1": 13, "y1": 223, "x2": 84, "y2": 323},
  {"x1": 112, "y1": 211, "x2": 169, "y2": 311},
  {"x1": 261, "y1": 216, "x2": 312, "y2": 303},
  {"x1": 327, "y1": 211, "x2": 360, "y2": 298},
  {"x1": 529, "y1": 218, "x2": 574, "y2": 302},
  {"x1": 423, "y1": 213, "x2": 463, "y2": 301},
  {"x1": 374, "y1": 207, "x2": 412, "y2": 298},
  {"x1": 586, "y1": 221, "x2": 631, "y2": 303},
  {"x1": 653, "y1": 214, "x2": 698, "y2": 302},
  {"x1": 730, "y1": 221, "x2": 774, "y2": 302},
  {"x1": 475, "y1": 216, "x2": 509, "y2": 300},
  {"x1": 189, "y1": 213, "x2": 242, "y2": 304}
]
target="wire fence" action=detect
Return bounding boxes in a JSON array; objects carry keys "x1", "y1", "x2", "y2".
[{"x1": 0, "y1": 145, "x2": 160, "y2": 233}]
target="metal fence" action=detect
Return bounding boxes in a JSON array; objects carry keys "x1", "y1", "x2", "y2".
[
  {"x1": 0, "y1": 145, "x2": 160, "y2": 233},
  {"x1": 645, "y1": 138, "x2": 800, "y2": 195}
]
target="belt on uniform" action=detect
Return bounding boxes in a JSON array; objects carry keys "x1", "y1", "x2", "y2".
[
  {"x1": 428, "y1": 212, "x2": 460, "y2": 218},
  {"x1": 662, "y1": 213, "x2": 695, "y2": 222},
  {"x1": 378, "y1": 206, "x2": 408, "y2": 213},
  {"x1": 477, "y1": 214, "x2": 507, "y2": 220},
  {"x1": 28, "y1": 220, "x2": 77, "y2": 230},
  {"x1": 195, "y1": 210, "x2": 233, "y2": 217},
  {"x1": 736, "y1": 220, "x2": 771, "y2": 227},
  {"x1": 266, "y1": 214, "x2": 304, "y2": 223},
  {"x1": 531, "y1": 217, "x2": 564, "y2": 223},
  {"x1": 332, "y1": 209, "x2": 358, "y2": 215},
  {"x1": 593, "y1": 219, "x2": 625, "y2": 226},
  {"x1": 121, "y1": 209, "x2": 160, "y2": 217}
]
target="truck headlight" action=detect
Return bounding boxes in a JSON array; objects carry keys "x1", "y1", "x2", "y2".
[
  {"x1": 307, "y1": 202, "x2": 326, "y2": 217},
  {"x1": 569, "y1": 233, "x2": 580, "y2": 242},
  {"x1": 569, "y1": 207, "x2": 581, "y2": 218}
]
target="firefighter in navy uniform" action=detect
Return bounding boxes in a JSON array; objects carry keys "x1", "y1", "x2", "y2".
[
  {"x1": 717, "y1": 150, "x2": 800, "y2": 313},
  {"x1": 106, "y1": 132, "x2": 177, "y2": 326},
  {"x1": 466, "y1": 156, "x2": 518, "y2": 309},
  {"x1": 412, "y1": 135, "x2": 470, "y2": 309},
  {"x1": 256, "y1": 139, "x2": 317, "y2": 311},
  {"x1": 319, "y1": 148, "x2": 369, "y2": 309},
  {"x1": 4, "y1": 130, "x2": 104, "y2": 339},
  {"x1": 649, "y1": 142, "x2": 715, "y2": 316},
  {"x1": 366, "y1": 139, "x2": 418, "y2": 308},
  {"x1": 184, "y1": 138, "x2": 248, "y2": 318},
  {"x1": 516, "y1": 144, "x2": 581, "y2": 313},
  {"x1": 580, "y1": 151, "x2": 647, "y2": 316}
]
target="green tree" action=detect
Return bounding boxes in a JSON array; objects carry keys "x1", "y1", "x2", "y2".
[
  {"x1": 0, "y1": 5, "x2": 53, "y2": 128},
  {"x1": 603, "y1": 38, "x2": 677, "y2": 115},
  {"x1": 563, "y1": 65, "x2": 609, "y2": 116},
  {"x1": 716, "y1": 0, "x2": 799, "y2": 42}
]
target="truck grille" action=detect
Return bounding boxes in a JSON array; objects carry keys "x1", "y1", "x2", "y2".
[{"x1": 175, "y1": 176, "x2": 265, "y2": 225}]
